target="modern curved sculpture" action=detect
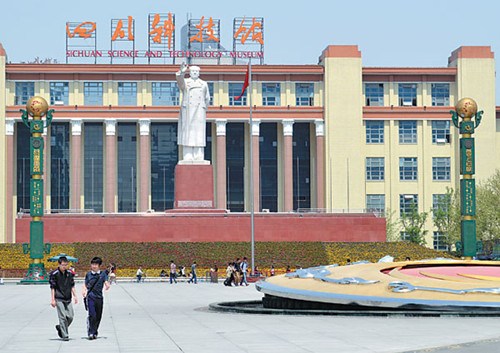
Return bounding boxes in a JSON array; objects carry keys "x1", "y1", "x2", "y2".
[{"x1": 256, "y1": 259, "x2": 500, "y2": 311}]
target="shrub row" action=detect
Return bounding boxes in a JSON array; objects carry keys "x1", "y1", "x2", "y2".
[{"x1": 0, "y1": 242, "x2": 455, "y2": 277}]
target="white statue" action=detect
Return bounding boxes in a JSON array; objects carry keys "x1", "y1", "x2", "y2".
[{"x1": 176, "y1": 63, "x2": 210, "y2": 162}]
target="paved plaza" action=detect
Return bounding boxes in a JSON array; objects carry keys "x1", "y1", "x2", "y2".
[{"x1": 1, "y1": 280, "x2": 500, "y2": 353}]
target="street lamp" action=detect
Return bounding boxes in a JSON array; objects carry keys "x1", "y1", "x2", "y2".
[
  {"x1": 450, "y1": 97, "x2": 483, "y2": 259},
  {"x1": 19, "y1": 96, "x2": 54, "y2": 284}
]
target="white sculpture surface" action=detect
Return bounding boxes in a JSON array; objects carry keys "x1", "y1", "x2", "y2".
[{"x1": 176, "y1": 63, "x2": 210, "y2": 163}]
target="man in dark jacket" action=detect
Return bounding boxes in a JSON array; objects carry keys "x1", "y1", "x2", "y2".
[
  {"x1": 82, "y1": 256, "x2": 110, "y2": 340},
  {"x1": 49, "y1": 256, "x2": 78, "y2": 341}
]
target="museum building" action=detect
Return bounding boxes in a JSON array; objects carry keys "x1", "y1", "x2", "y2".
[{"x1": 0, "y1": 43, "x2": 499, "y2": 247}]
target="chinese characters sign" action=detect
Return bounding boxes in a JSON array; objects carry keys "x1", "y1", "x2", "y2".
[
  {"x1": 460, "y1": 138, "x2": 475, "y2": 175},
  {"x1": 460, "y1": 179, "x2": 476, "y2": 216},
  {"x1": 30, "y1": 137, "x2": 43, "y2": 175},
  {"x1": 30, "y1": 179, "x2": 43, "y2": 217},
  {"x1": 66, "y1": 14, "x2": 264, "y2": 64}
]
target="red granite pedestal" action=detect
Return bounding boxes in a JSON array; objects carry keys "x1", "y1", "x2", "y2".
[{"x1": 167, "y1": 163, "x2": 226, "y2": 213}]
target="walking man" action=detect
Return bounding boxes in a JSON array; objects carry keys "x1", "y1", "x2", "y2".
[
  {"x1": 170, "y1": 260, "x2": 177, "y2": 284},
  {"x1": 240, "y1": 257, "x2": 249, "y2": 286},
  {"x1": 82, "y1": 257, "x2": 110, "y2": 340},
  {"x1": 49, "y1": 256, "x2": 78, "y2": 341},
  {"x1": 187, "y1": 261, "x2": 197, "y2": 284}
]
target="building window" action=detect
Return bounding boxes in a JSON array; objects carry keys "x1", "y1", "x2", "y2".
[
  {"x1": 15, "y1": 82, "x2": 35, "y2": 105},
  {"x1": 260, "y1": 123, "x2": 278, "y2": 212},
  {"x1": 151, "y1": 123, "x2": 178, "y2": 211},
  {"x1": 365, "y1": 83, "x2": 384, "y2": 106},
  {"x1": 229, "y1": 83, "x2": 247, "y2": 106},
  {"x1": 400, "y1": 232, "x2": 411, "y2": 241},
  {"x1": 398, "y1": 83, "x2": 417, "y2": 106},
  {"x1": 400, "y1": 194, "x2": 418, "y2": 214},
  {"x1": 118, "y1": 82, "x2": 137, "y2": 106},
  {"x1": 399, "y1": 120, "x2": 417, "y2": 144},
  {"x1": 432, "y1": 157, "x2": 451, "y2": 181},
  {"x1": 152, "y1": 82, "x2": 179, "y2": 106},
  {"x1": 84, "y1": 123, "x2": 103, "y2": 212},
  {"x1": 399, "y1": 157, "x2": 418, "y2": 181},
  {"x1": 366, "y1": 121, "x2": 384, "y2": 144},
  {"x1": 433, "y1": 231, "x2": 449, "y2": 251},
  {"x1": 50, "y1": 82, "x2": 69, "y2": 105},
  {"x1": 431, "y1": 83, "x2": 450, "y2": 106},
  {"x1": 117, "y1": 123, "x2": 137, "y2": 212},
  {"x1": 366, "y1": 194, "x2": 385, "y2": 214},
  {"x1": 262, "y1": 83, "x2": 281, "y2": 106},
  {"x1": 432, "y1": 194, "x2": 449, "y2": 217},
  {"x1": 295, "y1": 83, "x2": 314, "y2": 106},
  {"x1": 84, "y1": 82, "x2": 103, "y2": 105},
  {"x1": 16, "y1": 122, "x2": 31, "y2": 210},
  {"x1": 51, "y1": 123, "x2": 70, "y2": 210},
  {"x1": 366, "y1": 157, "x2": 385, "y2": 181},
  {"x1": 226, "y1": 123, "x2": 245, "y2": 212},
  {"x1": 205, "y1": 123, "x2": 212, "y2": 163},
  {"x1": 207, "y1": 82, "x2": 214, "y2": 106},
  {"x1": 432, "y1": 121, "x2": 450, "y2": 144},
  {"x1": 293, "y1": 123, "x2": 311, "y2": 210}
]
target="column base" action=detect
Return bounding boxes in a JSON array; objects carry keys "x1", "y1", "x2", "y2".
[{"x1": 19, "y1": 263, "x2": 49, "y2": 285}]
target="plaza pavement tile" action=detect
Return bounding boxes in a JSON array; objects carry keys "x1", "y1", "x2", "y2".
[{"x1": 1, "y1": 281, "x2": 500, "y2": 352}]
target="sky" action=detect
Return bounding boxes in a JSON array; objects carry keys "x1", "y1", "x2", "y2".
[{"x1": 1, "y1": 0, "x2": 499, "y2": 103}]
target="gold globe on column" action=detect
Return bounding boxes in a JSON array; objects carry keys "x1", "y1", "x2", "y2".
[{"x1": 19, "y1": 96, "x2": 54, "y2": 284}]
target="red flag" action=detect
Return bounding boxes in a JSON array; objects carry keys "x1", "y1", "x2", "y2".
[{"x1": 235, "y1": 63, "x2": 249, "y2": 100}]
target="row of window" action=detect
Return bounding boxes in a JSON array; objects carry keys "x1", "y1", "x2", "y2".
[
  {"x1": 366, "y1": 193, "x2": 449, "y2": 250},
  {"x1": 366, "y1": 193, "x2": 448, "y2": 216},
  {"x1": 366, "y1": 120, "x2": 450, "y2": 144},
  {"x1": 365, "y1": 83, "x2": 450, "y2": 107},
  {"x1": 13, "y1": 81, "x2": 315, "y2": 107},
  {"x1": 366, "y1": 157, "x2": 451, "y2": 181},
  {"x1": 402, "y1": 231, "x2": 448, "y2": 251}
]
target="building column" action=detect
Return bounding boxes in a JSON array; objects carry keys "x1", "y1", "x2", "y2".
[
  {"x1": 5, "y1": 119, "x2": 15, "y2": 242},
  {"x1": 70, "y1": 119, "x2": 82, "y2": 211},
  {"x1": 138, "y1": 119, "x2": 151, "y2": 212},
  {"x1": 251, "y1": 119, "x2": 261, "y2": 212},
  {"x1": 282, "y1": 119, "x2": 294, "y2": 212},
  {"x1": 314, "y1": 119, "x2": 325, "y2": 209},
  {"x1": 105, "y1": 119, "x2": 117, "y2": 213},
  {"x1": 215, "y1": 119, "x2": 227, "y2": 209}
]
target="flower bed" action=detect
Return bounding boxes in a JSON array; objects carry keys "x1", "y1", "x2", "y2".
[{"x1": 0, "y1": 242, "x2": 455, "y2": 277}]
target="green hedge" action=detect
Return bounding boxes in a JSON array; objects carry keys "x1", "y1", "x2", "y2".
[
  {"x1": 0, "y1": 242, "x2": 455, "y2": 275},
  {"x1": 73, "y1": 242, "x2": 329, "y2": 270}
]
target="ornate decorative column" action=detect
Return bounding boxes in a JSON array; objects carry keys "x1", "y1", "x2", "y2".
[
  {"x1": 104, "y1": 119, "x2": 117, "y2": 213},
  {"x1": 314, "y1": 119, "x2": 325, "y2": 209},
  {"x1": 138, "y1": 119, "x2": 151, "y2": 212},
  {"x1": 451, "y1": 98, "x2": 483, "y2": 258},
  {"x1": 5, "y1": 119, "x2": 15, "y2": 242},
  {"x1": 251, "y1": 119, "x2": 261, "y2": 212},
  {"x1": 215, "y1": 119, "x2": 227, "y2": 209},
  {"x1": 282, "y1": 119, "x2": 294, "y2": 212},
  {"x1": 70, "y1": 119, "x2": 82, "y2": 211}
]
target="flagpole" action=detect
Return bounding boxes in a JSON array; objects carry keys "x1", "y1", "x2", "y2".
[{"x1": 248, "y1": 59, "x2": 255, "y2": 276}]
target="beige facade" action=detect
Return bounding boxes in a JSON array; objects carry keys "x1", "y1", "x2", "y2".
[
  {"x1": 318, "y1": 45, "x2": 499, "y2": 247},
  {"x1": 1, "y1": 44, "x2": 499, "y2": 248}
]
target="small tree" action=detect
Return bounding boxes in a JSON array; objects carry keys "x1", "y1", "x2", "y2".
[
  {"x1": 476, "y1": 170, "x2": 500, "y2": 243},
  {"x1": 432, "y1": 188, "x2": 461, "y2": 250},
  {"x1": 400, "y1": 202, "x2": 428, "y2": 246},
  {"x1": 384, "y1": 209, "x2": 400, "y2": 242}
]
